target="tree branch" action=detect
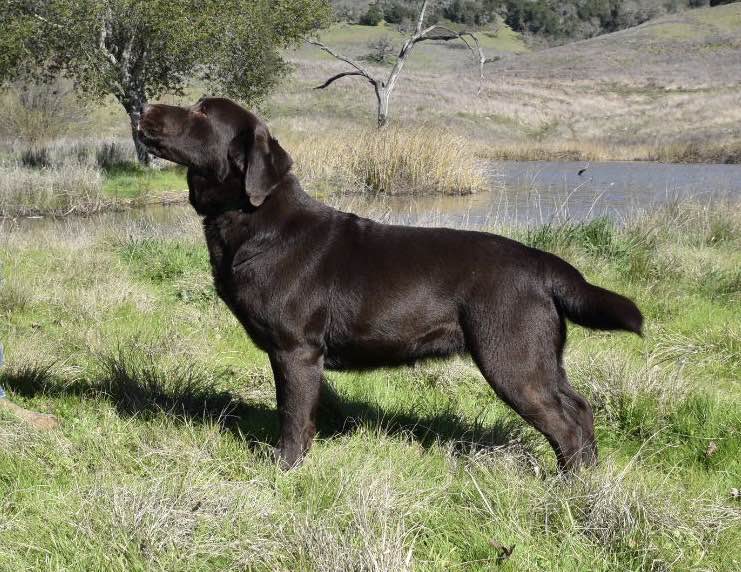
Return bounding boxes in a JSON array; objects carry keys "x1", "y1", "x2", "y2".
[
  {"x1": 314, "y1": 71, "x2": 375, "y2": 89},
  {"x1": 415, "y1": 0, "x2": 429, "y2": 35},
  {"x1": 408, "y1": 25, "x2": 499, "y2": 95},
  {"x1": 307, "y1": 0, "x2": 496, "y2": 125},
  {"x1": 306, "y1": 39, "x2": 376, "y2": 83},
  {"x1": 98, "y1": 11, "x2": 118, "y2": 66}
]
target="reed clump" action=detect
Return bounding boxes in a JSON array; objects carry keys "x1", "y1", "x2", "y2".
[{"x1": 286, "y1": 126, "x2": 486, "y2": 195}]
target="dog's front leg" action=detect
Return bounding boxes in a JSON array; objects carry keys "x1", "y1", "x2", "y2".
[{"x1": 269, "y1": 347, "x2": 324, "y2": 469}]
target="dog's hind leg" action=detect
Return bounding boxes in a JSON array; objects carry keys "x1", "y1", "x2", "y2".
[
  {"x1": 485, "y1": 365, "x2": 586, "y2": 471},
  {"x1": 556, "y1": 371, "x2": 597, "y2": 467},
  {"x1": 463, "y1": 302, "x2": 594, "y2": 472},
  {"x1": 269, "y1": 347, "x2": 324, "y2": 469}
]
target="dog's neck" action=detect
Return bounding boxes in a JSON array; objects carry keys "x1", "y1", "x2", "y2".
[{"x1": 201, "y1": 173, "x2": 327, "y2": 253}]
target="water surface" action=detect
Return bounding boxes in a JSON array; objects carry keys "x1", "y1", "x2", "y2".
[
  {"x1": 6, "y1": 160, "x2": 740, "y2": 231},
  {"x1": 344, "y1": 160, "x2": 741, "y2": 228}
]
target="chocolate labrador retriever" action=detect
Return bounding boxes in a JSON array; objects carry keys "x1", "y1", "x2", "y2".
[{"x1": 137, "y1": 97, "x2": 642, "y2": 471}]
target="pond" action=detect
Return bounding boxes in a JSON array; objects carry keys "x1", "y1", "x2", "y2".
[
  {"x1": 7, "y1": 160, "x2": 741, "y2": 231},
  {"x1": 344, "y1": 160, "x2": 741, "y2": 228}
]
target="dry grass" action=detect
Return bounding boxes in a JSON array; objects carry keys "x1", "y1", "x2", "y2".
[
  {"x1": 284, "y1": 126, "x2": 486, "y2": 195},
  {"x1": 647, "y1": 140, "x2": 741, "y2": 164},
  {"x1": 0, "y1": 163, "x2": 108, "y2": 217},
  {"x1": 567, "y1": 349, "x2": 692, "y2": 427},
  {"x1": 532, "y1": 459, "x2": 739, "y2": 568},
  {"x1": 479, "y1": 140, "x2": 639, "y2": 162},
  {"x1": 0, "y1": 137, "x2": 138, "y2": 170}
]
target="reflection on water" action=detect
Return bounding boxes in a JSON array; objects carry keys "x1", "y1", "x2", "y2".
[
  {"x1": 340, "y1": 161, "x2": 741, "y2": 228},
  {"x1": 5, "y1": 160, "x2": 740, "y2": 232}
]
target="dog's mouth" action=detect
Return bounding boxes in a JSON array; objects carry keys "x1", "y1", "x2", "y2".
[
  {"x1": 136, "y1": 120, "x2": 165, "y2": 157},
  {"x1": 136, "y1": 118, "x2": 155, "y2": 142}
]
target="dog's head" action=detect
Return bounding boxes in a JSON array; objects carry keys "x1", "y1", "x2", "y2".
[{"x1": 137, "y1": 97, "x2": 292, "y2": 212}]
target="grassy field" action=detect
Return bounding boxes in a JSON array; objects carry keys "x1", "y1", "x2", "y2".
[
  {"x1": 0, "y1": 6, "x2": 739, "y2": 567},
  {"x1": 0, "y1": 138, "x2": 192, "y2": 217},
  {"x1": 1, "y1": 198, "x2": 739, "y2": 570}
]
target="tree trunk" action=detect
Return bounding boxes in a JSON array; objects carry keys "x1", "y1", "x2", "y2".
[
  {"x1": 121, "y1": 90, "x2": 150, "y2": 166},
  {"x1": 376, "y1": 87, "x2": 390, "y2": 128},
  {"x1": 128, "y1": 109, "x2": 150, "y2": 166}
]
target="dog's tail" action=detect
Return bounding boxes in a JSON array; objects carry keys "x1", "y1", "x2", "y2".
[{"x1": 550, "y1": 258, "x2": 643, "y2": 335}]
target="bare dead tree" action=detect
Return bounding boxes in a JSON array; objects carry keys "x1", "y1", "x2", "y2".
[{"x1": 309, "y1": 0, "x2": 499, "y2": 128}]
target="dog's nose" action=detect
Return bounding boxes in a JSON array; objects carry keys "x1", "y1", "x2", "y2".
[{"x1": 135, "y1": 104, "x2": 152, "y2": 132}]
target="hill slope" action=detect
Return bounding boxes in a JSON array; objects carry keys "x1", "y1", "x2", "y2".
[
  {"x1": 269, "y1": 3, "x2": 741, "y2": 162},
  {"x1": 501, "y1": 2, "x2": 741, "y2": 86}
]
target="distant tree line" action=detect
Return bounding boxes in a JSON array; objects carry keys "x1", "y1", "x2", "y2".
[{"x1": 337, "y1": 0, "x2": 736, "y2": 39}]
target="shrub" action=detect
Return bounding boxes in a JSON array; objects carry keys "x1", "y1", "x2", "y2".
[
  {"x1": 364, "y1": 35, "x2": 396, "y2": 63},
  {"x1": 444, "y1": 0, "x2": 496, "y2": 26},
  {"x1": 0, "y1": 80, "x2": 89, "y2": 146},
  {"x1": 382, "y1": 1, "x2": 418, "y2": 25}
]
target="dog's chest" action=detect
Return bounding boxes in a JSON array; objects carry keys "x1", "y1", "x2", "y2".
[{"x1": 202, "y1": 226, "x2": 281, "y2": 346}]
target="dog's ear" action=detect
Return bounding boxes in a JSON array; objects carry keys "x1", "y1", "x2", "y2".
[{"x1": 228, "y1": 124, "x2": 293, "y2": 208}]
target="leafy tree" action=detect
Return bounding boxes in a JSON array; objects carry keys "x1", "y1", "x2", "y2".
[
  {"x1": 1, "y1": 0, "x2": 331, "y2": 164},
  {"x1": 444, "y1": 0, "x2": 498, "y2": 26}
]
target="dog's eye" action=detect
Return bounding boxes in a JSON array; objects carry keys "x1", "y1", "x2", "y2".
[{"x1": 191, "y1": 99, "x2": 208, "y2": 116}]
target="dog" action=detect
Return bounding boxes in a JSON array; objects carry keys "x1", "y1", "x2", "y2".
[{"x1": 137, "y1": 97, "x2": 642, "y2": 471}]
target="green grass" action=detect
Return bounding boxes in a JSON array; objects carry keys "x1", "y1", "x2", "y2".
[
  {"x1": 102, "y1": 164, "x2": 188, "y2": 200},
  {"x1": 1, "y1": 199, "x2": 739, "y2": 570}
]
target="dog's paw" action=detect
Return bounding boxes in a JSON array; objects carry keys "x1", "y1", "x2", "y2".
[{"x1": 273, "y1": 445, "x2": 304, "y2": 470}]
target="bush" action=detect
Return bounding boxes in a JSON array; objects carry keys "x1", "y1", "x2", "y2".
[
  {"x1": 444, "y1": 0, "x2": 497, "y2": 26},
  {"x1": 364, "y1": 35, "x2": 396, "y2": 63},
  {"x1": 382, "y1": 1, "x2": 417, "y2": 25}
]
